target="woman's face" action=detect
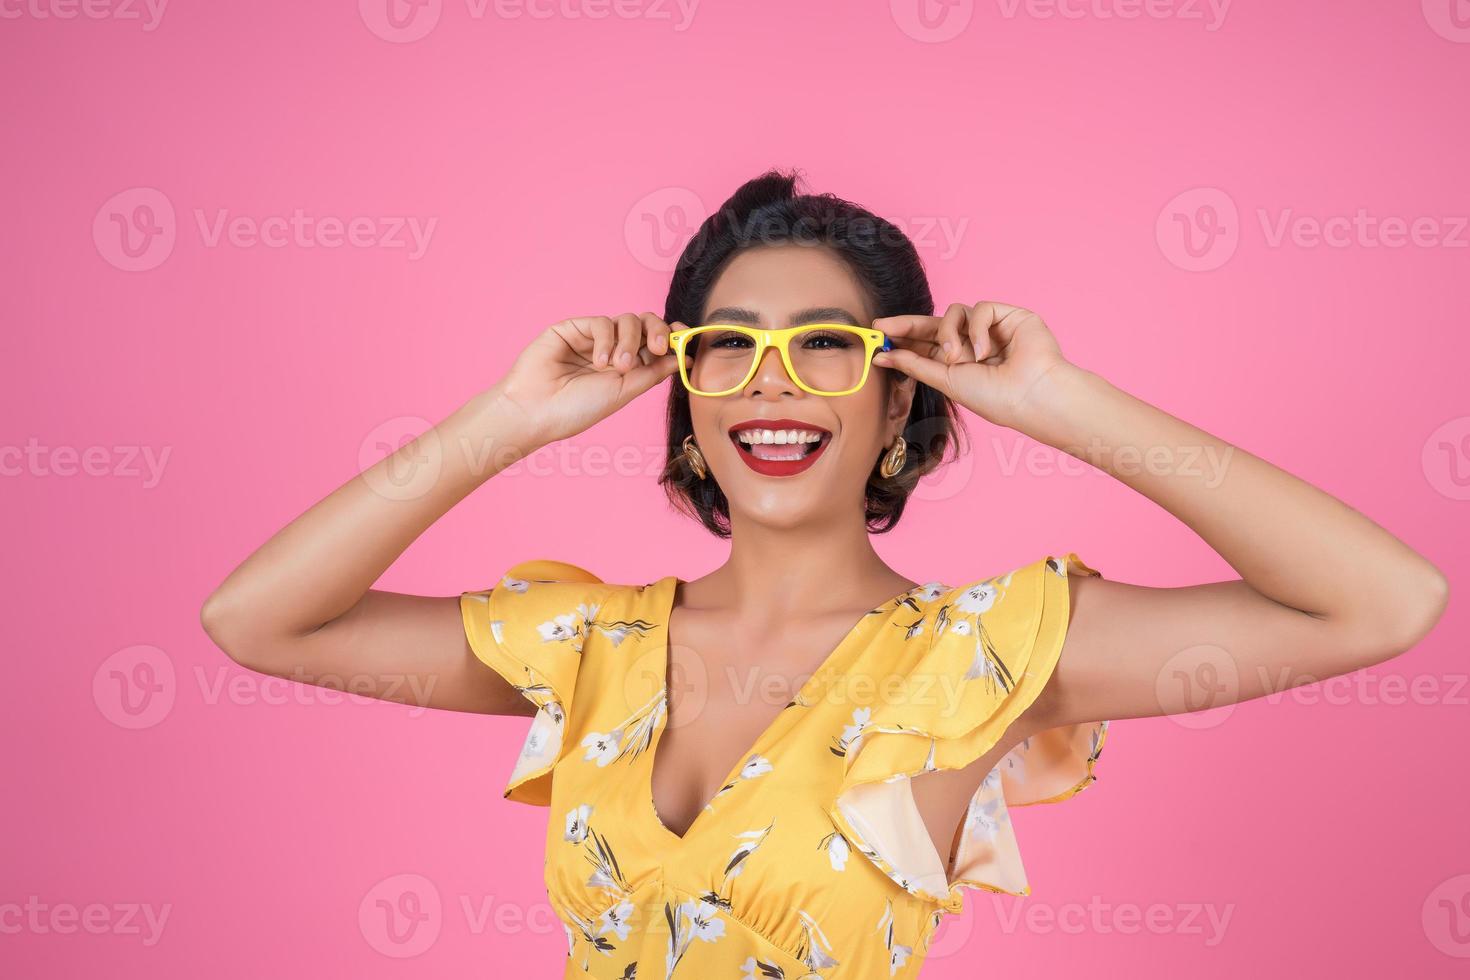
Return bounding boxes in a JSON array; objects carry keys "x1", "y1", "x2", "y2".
[{"x1": 688, "y1": 243, "x2": 916, "y2": 531}]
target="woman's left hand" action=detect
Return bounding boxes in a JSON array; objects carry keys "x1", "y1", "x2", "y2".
[{"x1": 872, "y1": 302, "x2": 1074, "y2": 432}]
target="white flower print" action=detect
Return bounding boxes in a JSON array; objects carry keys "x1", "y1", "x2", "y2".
[
  {"x1": 532, "y1": 601, "x2": 607, "y2": 652},
  {"x1": 876, "y1": 899, "x2": 912, "y2": 977},
  {"x1": 820, "y1": 830, "x2": 851, "y2": 871},
  {"x1": 723, "y1": 820, "x2": 776, "y2": 881},
  {"x1": 830, "y1": 706, "x2": 871, "y2": 758},
  {"x1": 664, "y1": 899, "x2": 726, "y2": 978},
  {"x1": 599, "y1": 899, "x2": 636, "y2": 942},
  {"x1": 1090, "y1": 720, "x2": 1109, "y2": 762},
  {"x1": 538, "y1": 612, "x2": 581, "y2": 643},
  {"x1": 795, "y1": 909, "x2": 840, "y2": 971},
  {"x1": 739, "y1": 955, "x2": 785, "y2": 978},
  {"x1": 964, "y1": 771, "x2": 1009, "y2": 841},
  {"x1": 965, "y1": 637, "x2": 999, "y2": 684},
  {"x1": 955, "y1": 580, "x2": 998, "y2": 615},
  {"x1": 583, "y1": 827, "x2": 630, "y2": 892},
  {"x1": 915, "y1": 581, "x2": 949, "y2": 602},
  {"x1": 964, "y1": 632, "x2": 1015, "y2": 692},
  {"x1": 616, "y1": 692, "x2": 664, "y2": 762},
  {"x1": 889, "y1": 942, "x2": 913, "y2": 975},
  {"x1": 948, "y1": 619, "x2": 972, "y2": 636},
  {"x1": 582, "y1": 729, "x2": 622, "y2": 767},
  {"x1": 685, "y1": 900, "x2": 725, "y2": 942},
  {"x1": 502, "y1": 575, "x2": 530, "y2": 593},
  {"x1": 706, "y1": 754, "x2": 774, "y2": 809},
  {"x1": 566, "y1": 907, "x2": 619, "y2": 971},
  {"x1": 580, "y1": 689, "x2": 665, "y2": 768},
  {"x1": 565, "y1": 803, "x2": 593, "y2": 843},
  {"x1": 919, "y1": 737, "x2": 939, "y2": 774}
]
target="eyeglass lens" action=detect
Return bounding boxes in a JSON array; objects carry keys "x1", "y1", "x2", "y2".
[{"x1": 685, "y1": 327, "x2": 868, "y2": 394}]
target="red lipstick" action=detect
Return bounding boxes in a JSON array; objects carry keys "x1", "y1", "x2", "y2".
[{"x1": 727, "y1": 418, "x2": 832, "y2": 478}]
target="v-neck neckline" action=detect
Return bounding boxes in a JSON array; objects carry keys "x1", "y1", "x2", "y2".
[{"x1": 643, "y1": 573, "x2": 926, "y2": 845}]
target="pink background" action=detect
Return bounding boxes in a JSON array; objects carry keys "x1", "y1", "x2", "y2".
[{"x1": 4, "y1": 1, "x2": 1468, "y2": 976}]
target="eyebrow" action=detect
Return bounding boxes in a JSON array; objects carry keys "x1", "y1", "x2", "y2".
[{"x1": 701, "y1": 306, "x2": 863, "y2": 327}]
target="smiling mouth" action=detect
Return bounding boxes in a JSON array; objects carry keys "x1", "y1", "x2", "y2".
[{"x1": 729, "y1": 425, "x2": 831, "y2": 461}]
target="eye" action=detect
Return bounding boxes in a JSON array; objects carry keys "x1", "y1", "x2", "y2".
[
  {"x1": 801, "y1": 329, "x2": 856, "y2": 350},
  {"x1": 706, "y1": 329, "x2": 755, "y2": 349}
]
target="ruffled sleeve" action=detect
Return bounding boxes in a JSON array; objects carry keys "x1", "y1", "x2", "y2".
[
  {"x1": 826, "y1": 553, "x2": 1108, "y2": 913},
  {"x1": 460, "y1": 558, "x2": 604, "y2": 807}
]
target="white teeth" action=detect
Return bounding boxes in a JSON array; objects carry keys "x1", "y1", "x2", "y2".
[{"x1": 734, "y1": 428, "x2": 824, "y2": 445}]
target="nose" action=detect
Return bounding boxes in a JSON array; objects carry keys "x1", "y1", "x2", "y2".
[{"x1": 745, "y1": 344, "x2": 799, "y2": 398}]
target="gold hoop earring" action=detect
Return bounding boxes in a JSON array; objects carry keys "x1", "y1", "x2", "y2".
[
  {"x1": 878, "y1": 436, "x2": 907, "y2": 479},
  {"x1": 682, "y1": 434, "x2": 708, "y2": 480}
]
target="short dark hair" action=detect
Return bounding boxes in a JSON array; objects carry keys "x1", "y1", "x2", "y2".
[{"x1": 657, "y1": 168, "x2": 967, "y2": 537}]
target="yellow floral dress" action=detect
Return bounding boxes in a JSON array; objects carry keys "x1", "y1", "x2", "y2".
[{"x1": 460, "y1": 553, "x2": 1109, "y2": 979}]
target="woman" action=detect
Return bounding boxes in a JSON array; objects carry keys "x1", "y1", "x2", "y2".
[{"x1": 201, "y1": 171, "x2": 1449, "y2": 978}]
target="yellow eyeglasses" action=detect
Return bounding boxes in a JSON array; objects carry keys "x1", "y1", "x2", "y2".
[{"x1": 667, "y1": 323, "x2": 894, "y2": 397}]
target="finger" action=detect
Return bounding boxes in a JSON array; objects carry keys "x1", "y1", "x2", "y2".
[
  {"x1": 971, "y1": 301, "x2": 1029, "y2": 359},
  {"x1": 611, "y1": 313, "x2": 643, "y2": 372},
  {"x1": 887, "y1": 334, "x2": 943, "y2": 358},
  {"x1": 871, "y1": 346, "x2": 952, "y2": 395},
  {"x1": 872, "y1": 314, "x2": 941, "y2": 340},
  {"x1": 936, "y1": 303, "x2": 972, "y2": 365},
  {"x1": 586, "y1": 317, "x2": 617, "y2": 369},
  {"x1": 642, "y1": 312, "x2": 672, "y2": 357},
  {"x1": 964, "y1": 303, "x2": 999, "y2": 362},
  {"x1": 553, "y1": 317, "x2": 607, "y2": 364},
  {"x1": 615, "y1": 352, "x2": 679, "y2": 403}
]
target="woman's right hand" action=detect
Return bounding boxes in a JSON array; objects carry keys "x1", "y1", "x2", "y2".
[
  {"x1": 202, "y1": 313, "x2": 683, "y2": 719},
  {"x1": 491, "y1": 313, "x2": 682, "y2": 446}
]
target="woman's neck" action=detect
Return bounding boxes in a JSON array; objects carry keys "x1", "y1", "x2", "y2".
[{"x1": 685, "y1": 512, "x2": 918, "y2": 620}]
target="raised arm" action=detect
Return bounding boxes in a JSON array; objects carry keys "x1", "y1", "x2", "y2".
[
  {"x1": 200, "y1": 313, "x2": 679, "y2": 715},
  {"x1": 872, "y1": 302, "x2": 1450, "y2": 733},
  {"x1": 1017, "y1": 362, "x2": 1448, "y2": 729}
]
